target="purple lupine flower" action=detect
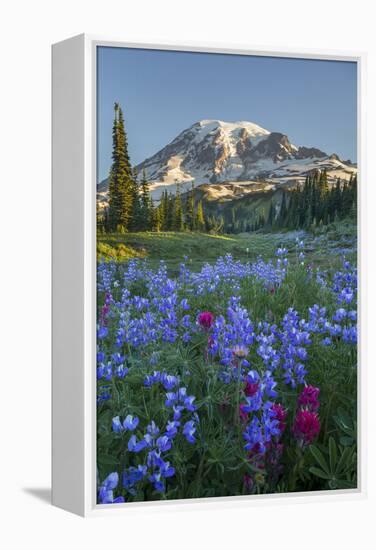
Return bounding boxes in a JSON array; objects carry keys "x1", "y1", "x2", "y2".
[
  {"x1": 183, "y1": 420, "x2": 196, "y2": 443},
  {"x1": 98, "y1": 472, "x2": 125, "y2": 504}
]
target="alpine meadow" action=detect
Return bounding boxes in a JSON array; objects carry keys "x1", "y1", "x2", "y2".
[{"x1": 96, "y1": 48, "x2": 358, "y2": 505}]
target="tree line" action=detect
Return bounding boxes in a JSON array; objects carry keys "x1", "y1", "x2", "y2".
[
  {"x1": 157, "y1": 184, "x2": 204, "y2": 232},
  {"x1": 264, "y1": 170, "x2": 357, "y2": 232}
]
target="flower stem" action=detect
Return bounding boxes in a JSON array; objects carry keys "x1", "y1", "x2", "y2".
[{"x1": 234, "y1": 359, "x2": 242, "y2": 425}]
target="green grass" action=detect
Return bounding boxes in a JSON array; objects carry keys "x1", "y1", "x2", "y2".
[
  {"x1": 97, "y1": 241, "x2": 147, "y2": 262},
  {"x1": 98, "y1": 231, "x2": 292, "y2": 272},
  {"x1": 97, "y1": 218, "x2": 357, "y2": 274}
]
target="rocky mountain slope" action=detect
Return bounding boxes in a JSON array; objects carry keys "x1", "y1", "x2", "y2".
[{"x1": 98, "y1": 119, "x2": 357, "y2": 204}]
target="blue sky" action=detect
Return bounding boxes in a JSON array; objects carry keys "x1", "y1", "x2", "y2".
[{"x1": 97, "y1": 46, "x2": 357, "y2": 182}]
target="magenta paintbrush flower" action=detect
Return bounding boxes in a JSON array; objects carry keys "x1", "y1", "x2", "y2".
[
  {"x1": 197, "y1": 311, "x2": 215, "y2": 330},
  {"x1": 293, "y1": 409, "x2": 321, "y2": 445},
  {"x1": 298, "y1": 385, "x2": 320, "y2": 411},
  {"x1": 271, "y1": 403, "x2": 288, "y2": 433},
  {"x1": 244, "y1": 381, "x2": 259, "y2": 397}
]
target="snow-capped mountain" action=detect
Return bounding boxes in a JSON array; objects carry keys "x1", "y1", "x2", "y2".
[
  {"x1": 131, "y1": 120, "x2": 356, "y2": 200},
  {"x1": 98, "y1": 119, "x2": 357, "y2": 204}
]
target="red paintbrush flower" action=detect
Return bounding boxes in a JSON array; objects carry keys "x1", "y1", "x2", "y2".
[
  {"x1": 298, "y1": 385, "x2": 320, "y2": 411},
  {"x1": 271, "y1": 403, "x2": 288, "y2": 432},
  {"x1": 244, "y1": 381, "x2": 259, "y2": 397},
  {"x1": 197, "y1": 311, "x2": 215, "y2": 330},
  {"x1": 293, "y1": 409, "x2": 320, "y2": 445}
]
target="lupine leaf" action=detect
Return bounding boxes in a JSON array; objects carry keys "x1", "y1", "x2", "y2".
[
  {"x1": 335, "y1": 447, "x2": 353, "y2": 475},
  {"x1": 335, "y1": 479, "x2": 357, "y2": 490},
  {"x1": 310, "y1": 445, "x2": 330, "y2": 474},
  {"x1": 309, "y1": 467, "x2": 332, "y2": 480},
  {"x1": 340, "y1": 436, "x2": 355, "y2": 447},
  {"x1": 98, "y1": 455, "x2": 120, "y2": 466},
  {"x1": 329, "y1": 437, "x2": 337, "y2": 472}
]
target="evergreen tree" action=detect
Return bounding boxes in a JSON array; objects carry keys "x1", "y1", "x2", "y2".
[
  {"x1": 196, "y1": 200, "x2": 205, "y2": 231},
  {"x1": 140, "y1": 169, "x2": 152, "y2": 229},
  {"x1": 140, "y1": 170, "x2": 153, "y2": 230},
  {"x1": 108, "y1": 103, "x2": 134, "y2": 232},
  {"x1": 279, "y1": 171, "x2": 356, "y2": 231},
  {"x1": 277, "y1": 191, "x2": 287, "y2": 227},
  {"x1": 129, "y1": 168, "x2": 142, "y2": 231},
  {"x1": 319, "y1": 169, "x2": 329, "y2": 196},
  {"x1": 165, "y1": 193, "x2": 175, "y2": 230},
  {"x1": 97, "y1": 201, "x2": 104, "y2": 233},
  {"x1": 108, "y1": 104, "x2": 120, "y2": 230},
  {"x1": 159, "y1": 191, "x2": 169, "y2": 231},
  {"x1": 185, "y1": 183, "x2": 195, "y2": 231},
  {"x1": 267, "y1": 202, "x2": 275, "y2": 228},
  {"x1": 150, "y1": 199, "x2": 161, "y2": 232},
  {"x1": 173, "y1": 182, "x2": 184, "y2": 231},
  {"x1": 305, "y1": 204, "x2": 313, "y2": 229},
  {"x1": 117, "y1": 107, "x2": 135, "y2": 230}
]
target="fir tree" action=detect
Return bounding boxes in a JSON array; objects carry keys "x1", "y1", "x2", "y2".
[
  {"x1": 129, "y1": 168, "x2": 142, "y2": 231},
  {"x1": 96, "y1": 201, "x2": 104, "y2": 233},
  {"x1": 165, "y1": 193, "x2": 175, "y2": 230},
  {"x1": 267, "y1": 202, "x2": 275, "y2": 228},
  {"x1": 108, "y1": 103, "x2": 134, "y2": 232},
  {"x1": 173, "y1": 182, "x2": 184, "y2": 231},
  {"x1": 108, "y1": 104, "x2": 120, "y2": 230},
  {"x1": 280, "y1": 171, "x2": 356, "y2": 231},
  {"x1": 160, "y1": 193, "x2": 168, "y2": 230},
  {"x1": 277, "y1": 191, "x2": 287, "y2": 227},
  {"x1": 150, "y1": 199, "x2": 161, "y2": 232},
  {"x1": 140, "y1": 169, "x2": 152, "y2": 230},
  {"x1": 185, "y1": 183, "x2": 195, "y2": 231},
  {"x1": 196, "y1": 200, "x2": 205, "y2": 232}
]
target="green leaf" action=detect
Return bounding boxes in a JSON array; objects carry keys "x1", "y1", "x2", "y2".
[
  {"x1": 335, "y1": 479, "x2": 357, "y2": 490},
  {"x1": 98, "y1": 433, "x2": 116, "y2": 446},
  {"x1": 329, "y1": 437, "x2": 337, "y2": 472},
  {"x1": 337, "y1": 408, "x2": 353, "y2": 428},
  {"x1": 329, "y1": 479, "x2": 338, "y2": 489},
  {"x1": 335, "y1": 447, "x2": 352, "y2": 475},
  {"x1": 310, "y1": 445, "x2": 330, "y2": 474},
  {"x1": 97, "y1": 455, "x2": 120, "y2": 466},
  {"x1": 340, "y1": 436, "x2": 355, "y2": 447},
  {"x1": 334, "y1": 413, "x2": 356, "y2": 437},
  {"x1": 309, "y1": 467, "x2": 332, "y2": 480}
]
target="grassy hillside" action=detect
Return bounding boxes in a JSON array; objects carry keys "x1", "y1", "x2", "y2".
[{"x1": 97, "y1": 219, "x2": 356, "y2": 274}]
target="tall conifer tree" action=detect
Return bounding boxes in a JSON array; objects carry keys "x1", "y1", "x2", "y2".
[
  {"x1": 140, "y1": 169, "x2": 152, "y2": 229},
  {"x1": 196, "y1": 200, "x2": 205, "y2": 232},
  {"x1": 185, "y1": 183, "x2": 195, "y2": 231},
  {"x1": 108, "y1": 103, "x2": 134, "y2": 232},
  {"x1": 173, "y1": 182, "x2": 184, "y2": 231}
]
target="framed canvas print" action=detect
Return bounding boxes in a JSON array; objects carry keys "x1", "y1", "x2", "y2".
[{"x1": 52, "y1": 35, "x2": 365, "y2": 516}]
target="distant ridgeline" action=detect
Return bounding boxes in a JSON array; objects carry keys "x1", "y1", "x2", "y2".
[{"x1": 97, "y1": 103, "x2": 357, "y2": 235}]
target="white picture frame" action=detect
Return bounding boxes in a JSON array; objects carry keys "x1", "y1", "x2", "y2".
[{"x1": 52, "y1": 34, "x2": 366, "y2": 517}]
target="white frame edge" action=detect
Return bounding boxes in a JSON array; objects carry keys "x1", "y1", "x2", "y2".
[
  {"x1": 52, "y1": 34, "x2": 366, "y2": 517},
  {"x1": 52, "y1": 34, "x2": 86, "y2": 516}
]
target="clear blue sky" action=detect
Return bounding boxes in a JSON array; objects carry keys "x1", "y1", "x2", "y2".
[{"x1": 97, "y1": 46, "x2": 357, "y2": 182}]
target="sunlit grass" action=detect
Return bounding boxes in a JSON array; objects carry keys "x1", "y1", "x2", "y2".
[{"x1": 97, "y1": 219, "x2": 356, "y2": 273}]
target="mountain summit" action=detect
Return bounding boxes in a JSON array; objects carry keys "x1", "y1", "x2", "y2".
[
  {"x1": 137, "y1": 120, "x2": 354, "y2": 194},
  {"x1": 98, "y1": 119, "x2": 356, "y2": 203}
]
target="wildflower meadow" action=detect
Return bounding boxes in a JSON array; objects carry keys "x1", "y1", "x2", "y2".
[{"x1": 96, "y1": 236, "x2": 357, "y2": 504}]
